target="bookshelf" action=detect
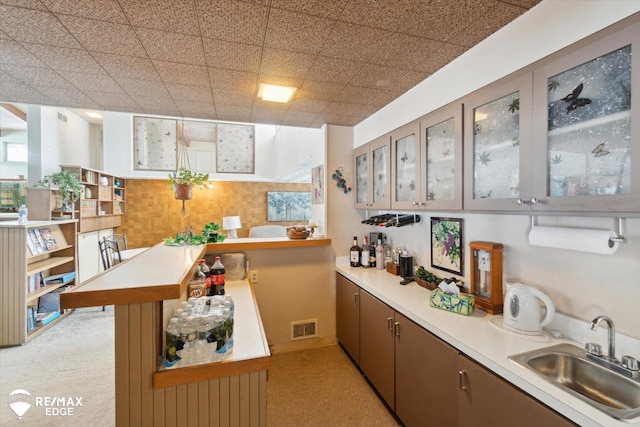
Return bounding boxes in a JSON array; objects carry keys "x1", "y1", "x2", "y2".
[
  {"x1": 0, "y1": 219, "x2": 78, "y2": 346},
  {"x1": 60, "y1": 166, "x2": 126, "y2": 233}
]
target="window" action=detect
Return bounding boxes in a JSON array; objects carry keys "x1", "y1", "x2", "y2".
[{"x1": 4, "y1": 142, "x2": 28, "y2": 162}]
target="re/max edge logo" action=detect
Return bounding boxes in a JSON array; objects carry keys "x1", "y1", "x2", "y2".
[{"x1": 8, "y1": 389, "x2": 83, "y2": 419}]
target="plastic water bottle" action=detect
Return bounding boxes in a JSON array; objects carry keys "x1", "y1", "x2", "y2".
[
  {"x1": 18, "y1": 204, "x2": 28, "y2": 224},
  {"x1": 164, "y1": 318, "x2": 182, "y2": 367}
]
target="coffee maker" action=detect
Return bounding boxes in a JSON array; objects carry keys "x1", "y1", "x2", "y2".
[{"x1": 399, "y1": 250, "x2": 414, "y2": 285}]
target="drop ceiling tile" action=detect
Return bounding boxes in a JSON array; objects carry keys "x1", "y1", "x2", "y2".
[
  {"x1": 34, "y1": 85, "x2": 96, "y2": 107},
  {"x1": 209, "y1": 68, "x2": 258, "y2": 94},
  {"x1": 394, "y1": 70, "x2": 431, "y2": 93},
  {"x1": 371, "y1": 33, "x2": 443, "y2": 72},
  {"x1": 175, "y1": 99, "x2": 216, "y2": 116},
  {"x1": 139, "y1": 106, "x2": 184, "y2": 117},
  {"x1": 62, "y1": 71, "x2": 123, "y2": 93},
  {"x1": 323, "y1": 101, "x2": 366, "y2": 116},
  {"x1": 321, "y1": 21, "x2": 393, "y2": 63},
  {"x1": 352, "y1": 64, "x2": 408, "y2": 90},
  {"x1": 288, "y1": 98, "x2": 328, "y2": 113},
  {"x1": 94, "y1": 53, "x2": 162, "y2": 81},
  {"x1": 333, "y1": 85, "x2": 384, "y2": 105},
  {"x1": 400, "y1": 0, "x2": 468, "y2": 41},
  {"x1": 136, "y1": 28, "x2": 206, "y2": 65},
  {"x1": 260, "y1": 47, "x2": 315, "y2": 79},
  {"x1": 203, "y1": 39, "x2": 261, "y2": 72},
  {"x1": 257, "y1": 74, "x2": 303, "y2": 88},
  {"x1": 214, "y1": 91, "x2": 255, "y2": 106},
  {"x1": 153, "y1": 61, "x2": 209, "y2": 86},
  {"x1": 306, "y1": 56, "x2": 361, "y2": 84},
  {"x1": 119, "y1": 0, "x2": 200, "y2": 35},
  {"x1": 197, "y1": 0, "x2": 269, "y2": 45},
  {"x1": 298, "y1": 80, "x2": 344, "y2": 101},
  {"x1": 339, "y1": 0, "x2": 416, "y2": 31},
  {"x1": 312, "y1": 112, "x2": 357, "y2": 127},
  {"x1": 0, "y1": 1, "x2": 47, "y2": 10},
  {"x1": 115, "y1": 78, "x2": 170, "y2": 97},
  {"x1": 282, "y1": 110, "x2": 319, "y2": 124},
  {"x1": 85, "y1": 91, "x2": 139, "y2": 109},
  {"x1": 3, "y1": 64, "x2": 74, "y2": 89},
  {"x1": 0, "y1": 29, "x2": 10, "y2": 39},
  {"x1": 367, "y1": 89, "x2": 404, "y2": 111},
  {"x1": 0, "y1": 81, "x2": 50, "y2": 105},
  {"x1": 446, "y1": 3, "x2": 528, "y2": 48},
  {"x1": 0, "y1": 5, "x2": 81, "y2": 48},
  {"x1": 214, "y1": 104, "x2": 252, "y2": 121},
  {"x1": 265, "y1": 8, "x2": 335, "y2": 55},
  {"x1": 271, "y1": 0, "x2": 347, "y2": 20},
  {"x1": 0, "y1": 39, "x2": 47, "y2": 68},
  {"x1": 58, "y1": 15, "x2": 145, "y2": 56},
  {"x1": 133, "y1": 95, "x2": 179, "y2": 111},
  {"x1": 22, "y1": 43, "x2": 106, "y2": 74},
  {"x1": 419, "y1": 43, "x2": 467, "y2": 73},
  {"x1": 41, "y1": 0, "x2": 128, "y2": 23},
  {"x1": 166, "y1": 83, "x2": 213, "y2": 102}
]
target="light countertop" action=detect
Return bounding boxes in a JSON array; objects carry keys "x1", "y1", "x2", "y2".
[{"x1": 336, "y1": 259, "x2": 638, "y2": 427}]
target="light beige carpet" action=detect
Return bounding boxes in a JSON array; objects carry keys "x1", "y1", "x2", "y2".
[
  {"x1": 1, "y1": 308, "x2": 398, "y2": 426},
  {"x1": 267, "y1": 345, "x2": 400, "y2": 427}
]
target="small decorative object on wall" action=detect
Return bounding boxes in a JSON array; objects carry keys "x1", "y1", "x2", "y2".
[
  {"x1": 469, "y1": 241, "x2": 504, "y2": 314},
  {"x1": 312, "y1": 165, "x2": 324, "y2": 204},
  {"x1": 267, "y1": 191, "x2": 312, "y2": 221},
  {"x1": 332, "y1": 168, "x2": 351, "y2": 194},
  {"x1": 216, "y1": 123, "x2": 255, "y2": 173},
  {"x1": 430, "y1": 217, "x2": 463, "y2": 275}
]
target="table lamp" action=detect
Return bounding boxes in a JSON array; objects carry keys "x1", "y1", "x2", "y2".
[{"x1": 223, "y1": 216, "x2": 242, "y2": 239}]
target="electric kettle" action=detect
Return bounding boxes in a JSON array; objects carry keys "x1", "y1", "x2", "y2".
[{"x1": 503, "y1": 282, "x2": 555, "y2": 335}]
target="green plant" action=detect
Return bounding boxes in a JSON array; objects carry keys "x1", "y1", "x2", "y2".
[
  {"x1": 202, "y1": 222, "x2": 225, "y2": 243},
  {"x1": 35, "y1": 170, "x2": 83, "y2": 208},
  {"x1": 168, "y1": 168, "x2": 209, "y2": 186}
]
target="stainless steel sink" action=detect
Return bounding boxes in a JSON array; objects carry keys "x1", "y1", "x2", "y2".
[{"x1": 509, "y1": 343, "x2": 640, "y2": 421}]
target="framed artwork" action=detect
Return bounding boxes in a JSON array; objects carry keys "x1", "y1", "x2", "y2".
[
  {"x1": 430, "y1": 217, "x2": 463, "y2": 275},
  {"x1": 312, "y1": 165, "x2": 324, "y2": 204},
  {"x1": 267, "y1": 192, "x2": 312, "y2": 221},
  {"x1": 216, "y1": 123, "x2": 255, "y2": 173},
  {"x1": 133, "y1": 116, "x2": 177, "y2": 171}
]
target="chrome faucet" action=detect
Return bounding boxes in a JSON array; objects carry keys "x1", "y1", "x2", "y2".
[
  {"x1": 586, "y1": 315, "x2": 639, "y2": 379},
  {"x1": 589, "y1": 315, "x2": 615, "y2": 359}
]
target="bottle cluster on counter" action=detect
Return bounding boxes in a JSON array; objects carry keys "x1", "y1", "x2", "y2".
[
  {"x1": 350, "y1": 233, "x2": 387, "y2": 269},
  {"x1": 164, "y1": 296, "x2": 234, "y2": 368},
  {"x1": 188, "y1": 257, "x2": 226, "y2": 298}
]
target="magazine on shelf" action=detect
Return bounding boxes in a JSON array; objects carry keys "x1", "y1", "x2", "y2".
[
  {"x1": 32, "y1": 229, "x2": 48, "y2": 252},
  {"x1": 44, "y1": 271, "x2": 76, "y2": 284},
  {"x1": 36, "y1": 311, "x2": 61, "y2": 326},
  {"x1": 38, "y1": 228, "x2": 58, "y2": 250},
  {"x1": 27, "y1": 229, "x2": 44, "y2": 254}
]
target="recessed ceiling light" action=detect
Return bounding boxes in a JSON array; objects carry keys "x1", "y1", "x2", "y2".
[
  {"x1": 257, "y1": 83, "x2": 297, "y2": 103},
  {"x1": 85, "y1": 111, "x2": 102, "y2": 119}
]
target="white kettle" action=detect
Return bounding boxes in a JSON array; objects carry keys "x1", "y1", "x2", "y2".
[{"x1": 503, "y1": 282, "x2": 555, "y2": 335}]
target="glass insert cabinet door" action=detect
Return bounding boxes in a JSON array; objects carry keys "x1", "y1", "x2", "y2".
[
  {"x1": 354, "y1": 135, "x2": 390, "y2": 209},
  {"x1": 464, "y1": 72, "x2": 533, "y2": 211},
  {"x1": 532, "y1": 25, "x2": 639, "y2": 212},
  {"x1": 391, "y1": 122, "x2": 419, "y2": 209}
]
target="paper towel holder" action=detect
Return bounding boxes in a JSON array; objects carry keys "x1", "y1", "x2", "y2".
[{"x1": 530, "y1": 216, "x2": 627, "y2": 246}]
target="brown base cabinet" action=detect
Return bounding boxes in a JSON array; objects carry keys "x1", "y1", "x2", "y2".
[{"x1": 336, "y1": 273, "x2": 575, "y2": 427}]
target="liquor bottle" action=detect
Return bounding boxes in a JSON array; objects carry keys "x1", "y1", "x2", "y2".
[
  {"x1": 369, "y1": 239, "x2": 376, "y2": 268},
  {"x1": 375, "y1": 234, "x2": 384, "y2": 269},
  {"x1": 350, "y1": 236, "x2": 361, "y2": 267},
  {"x1": 361, "y1": 236, "x2": 370, "y2": 268},
  {"x1": 210, "y1": 256, "x2": 226, "y2": 295}
]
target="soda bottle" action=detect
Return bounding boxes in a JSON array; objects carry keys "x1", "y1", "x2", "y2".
[{"x1": 210, "y1": 256, "x2": 225, "y2": 295}]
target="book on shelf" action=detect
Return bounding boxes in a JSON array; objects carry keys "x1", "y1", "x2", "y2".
[
  {"x1": 38, "y1": 227, "x2": 58, "y2": 250},
  {"x1": 36, "y1": 311, "x2": 61, "y2": 326},
  {"x1": 27, "y1": 306, "x2": 38, "y2": 332},
  {"x1": 32, "y1": 229, "x2": 48, "y2": 252},
  {"x1": 27, "y1": 272, "x2": 45, "y2": 293},
  {"x1": 27, "y1": 229, "x2": 45, "y2": 254},
  {"x1": 44, "y1": 271, "x2": 76, "y2": 284}
]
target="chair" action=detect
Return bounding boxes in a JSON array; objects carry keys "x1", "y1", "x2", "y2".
[
  {"x1": 103, "y1": 234, "x2": 128, "y2": 251},
  {"x1": 98, "y1": 239, "x2": 122, "y2": 312}
]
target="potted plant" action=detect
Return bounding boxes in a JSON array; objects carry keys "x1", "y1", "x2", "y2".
[
  {"x1": 202, "y1": 222, "x2": 225, "y2": 243},
  {"x1": 35, "y1": 171, "x2": 83, "y2": 210},
  {"x1": 168, "y1": 168, "x2": 209, "y2": 200}
]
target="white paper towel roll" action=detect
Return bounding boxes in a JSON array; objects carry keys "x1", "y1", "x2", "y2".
[{"x1": 528, "y1": 226, "x2": 619, "y2": 255}]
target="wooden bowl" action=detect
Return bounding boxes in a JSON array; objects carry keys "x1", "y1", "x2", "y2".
[{"x1": 286, "y1": 227, "x2": 310, "y2": 239}]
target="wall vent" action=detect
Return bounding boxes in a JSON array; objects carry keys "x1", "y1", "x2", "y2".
[
  {"x1": 57, "y1": 112, "x2": 67, "y2": 123},
  {"x1": 291, "y1": 319, "x2": 318, "y2": 340}
]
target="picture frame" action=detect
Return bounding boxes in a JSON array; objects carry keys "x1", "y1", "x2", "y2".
[
  {"x1": 311, "y1": 165, "x2": 324, "y2": 204},
  {"x1": 430, "y1": 217, "x2": 463, "y2": 275},
  {"x1": 267, "y1": 192, "x2": 312, "y2": 221},
  {"x1": 216, "y1": 123, "x2": 255, "y2": 173}
]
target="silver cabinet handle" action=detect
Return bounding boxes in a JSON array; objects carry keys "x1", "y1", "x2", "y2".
[
  {"x1": 394, "y1": 321, "x2": 400, "y2": 336},
  {"x1": 516, "y1": 198, "x2": 529, "y2": 205},
  {"x1": 354, "y1": 293, "x2": 359, "y2": 305},
  {"x1": 458, "y1": 370, "x2": 468, "y2": 391},
  {"x1": 530, "y1": 198, "x2": 541, "y2": 204},
  {"x1": 387, "y1": 317, "x2": 393, "y2": 332}
]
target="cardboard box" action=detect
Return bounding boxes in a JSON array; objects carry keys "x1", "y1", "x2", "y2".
[{"x1": 429, "y1": 289, "x2": 475, "y2": 316}]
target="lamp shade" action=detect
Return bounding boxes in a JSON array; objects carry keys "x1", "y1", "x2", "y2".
[{"x1": 222, "y1": 216, "x2": 242, "y2": 230}]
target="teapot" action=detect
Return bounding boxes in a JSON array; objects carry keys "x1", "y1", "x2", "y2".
[{"x1": 503, "y1": 282, "x2": 555, "y2": 335}]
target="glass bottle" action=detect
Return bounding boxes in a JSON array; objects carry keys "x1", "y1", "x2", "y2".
[
  {"x1": 350, "y1": 236, "x2": 361, "y2": 267},
  {"x1": 361, "y1": 236, "x2": 370, "y2": 268},
  {"x1": 210, "y1": 256, "x2": 225, "y2": 296}
]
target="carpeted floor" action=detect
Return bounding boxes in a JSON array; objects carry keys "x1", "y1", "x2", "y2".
[{"x1": 1, "y1": 308, "x2": 398, "y2": 426}]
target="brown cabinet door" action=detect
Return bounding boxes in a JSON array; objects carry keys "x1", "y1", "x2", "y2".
[
  {"x1": 359, "y1": 289, "x2": 395, "y2": 410},
  {"x1": 395, "y1": 312, "x2": 459, "y2": 427},
  {"x1": 457, "y1": 355, "x2": 575, "y2": 427},
  {"x1": 336, "y1": 273, "x2": 360, "y2": 363}
]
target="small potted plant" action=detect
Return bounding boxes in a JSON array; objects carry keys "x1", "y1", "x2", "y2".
[
  {"x1": 168, "y1": 168, "x2": 209, "y2": 200},
  {"x1": 202, "y1": 222, "x2": 225, "y2": 243},
  {"x1": 35, "y1": 170, "x2": 83, "y2": 210}
]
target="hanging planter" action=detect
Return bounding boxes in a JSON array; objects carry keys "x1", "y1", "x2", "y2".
[{"x1": 173, "y1": 183, "x2": 194, "y2": 200}]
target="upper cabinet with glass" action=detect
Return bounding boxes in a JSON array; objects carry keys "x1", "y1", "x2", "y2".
[
  {"x1": 391, "y1": 122, "x2": 420, "y2": 209},
  {"x1": 354, "y1": 134, "x2": 391, "y2": 209},
  {"x1": 531, "y1": 17, "x2": 639, "y2": 213},
  {"x1": 464, "y1": 72, "x2": 534, "y2": 211}
]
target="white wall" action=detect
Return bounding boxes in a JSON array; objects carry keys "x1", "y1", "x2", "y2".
[
  {"x1": 338, "y1": 3, "x2": 640, "y2": 338},
  {"x1": 271, "y1": 125, "x2": 324, "y2": 179}
]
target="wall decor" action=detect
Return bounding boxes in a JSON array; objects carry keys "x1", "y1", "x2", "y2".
[
  {"x1": 332, "y1": 168, "x2": 351, "y2": 194},
  {"x1": 312, "y1": 164, "x2": 324, "y2": 204},
  {"x1": 216, "y1": 123, "x2": 255, "y2": 173},
  {"x1": 267, "y1": 191, "x2": 312, "y2": 221},
  {"x1": 431, "y1": 217, "x2": 464, "y2": 275},
  {"x1": 133, "y1": 116, "x2": 178, "y2": 171}
]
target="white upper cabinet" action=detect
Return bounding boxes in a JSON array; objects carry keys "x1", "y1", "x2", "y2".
[{"x1": 354, "y1": 134, "x2": 391, "y2": 209}]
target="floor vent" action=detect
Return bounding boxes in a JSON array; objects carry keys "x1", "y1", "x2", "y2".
[{"x1": 291, "y1": 319, "x2": 318, "y2": 340}]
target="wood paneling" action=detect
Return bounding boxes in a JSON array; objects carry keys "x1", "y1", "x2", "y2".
[{"x1": 118, "y1": 179, "x2": 310, "y2": 249}]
